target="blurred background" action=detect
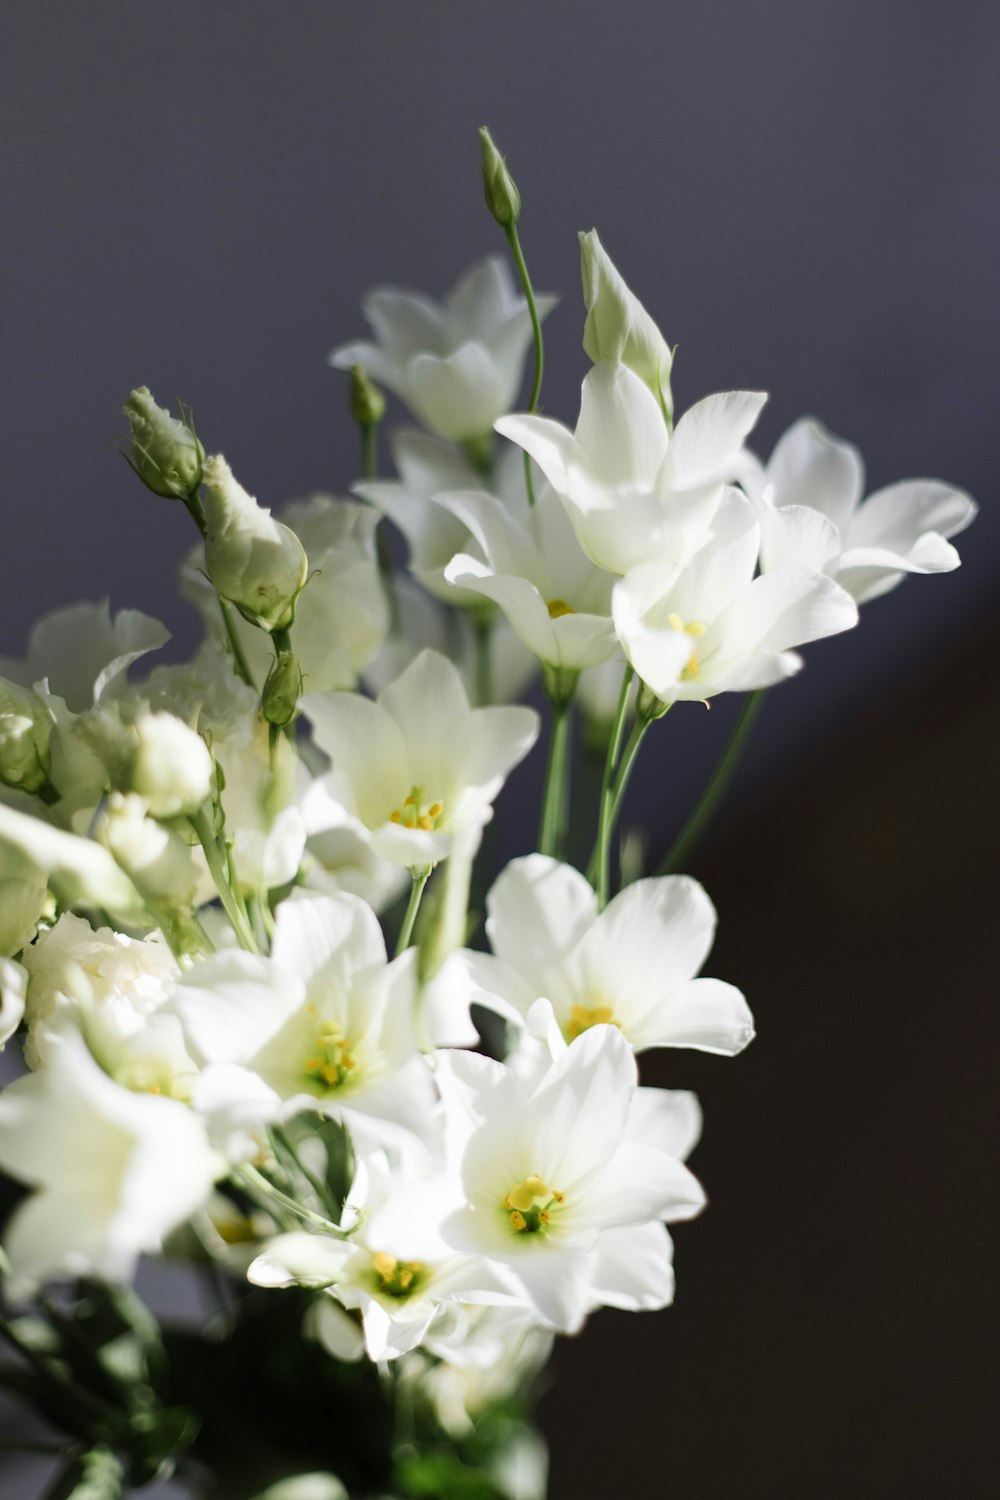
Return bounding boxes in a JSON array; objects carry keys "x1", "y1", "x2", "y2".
[{"x1": 1, "y1": 2, "x2": 997, "y2": 1495}]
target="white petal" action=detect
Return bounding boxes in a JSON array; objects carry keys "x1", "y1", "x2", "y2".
[
  {"x1": 486, "y1": 855, "x2": 597, "y2": 979},
  {"x1": 590, "y1": 1221, "x2": 675, "y2": 1311},
  {"x1": 765, "y1": 417, "x2": 863, "y2": 531},
  {"x1": 666, "y1": 391, "x2": 767, "y2": 491}
]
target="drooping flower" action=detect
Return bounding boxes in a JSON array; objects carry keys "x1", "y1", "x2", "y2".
[
  {"x1": 744, "y1": 417, "x2": 977, "y2": 604},
  {"x1": 330, "y1": 256, "x2": 557, "y2": 443},
  {"x1": 303, "y1": 650, "x2": 538, "y2": 870},
  {"x1": 497, "y1": 361, "x2": 766, "y2": 576}
]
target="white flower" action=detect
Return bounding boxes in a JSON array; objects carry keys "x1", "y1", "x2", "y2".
[
  {"x1": 330, "y1": 256, "x2": 557, "y2": 442},
  {"x1": 580, "y1": 229, "x2": 673, "y2": 417},
  {"x1": 303, "y1": 650, "x2": 538, "y2": 870},
  {"x1": 0, "y1": 801, "x2": 144, "y2": 923},
  {"x1": 497, "y1": 362, "x2": 766, "y2": 576},
  {"x1": 201, "y1": 455, "x2": 309, "y2": 632},
  {"x1": 176, "y1": 893, "x2": 463, "y2": 1144},
  {"x1": 0, "y1": 679, "x2": 52, "y2": 794},
  {"x1": 0, "y1": 1028, "x2": 216, "y2": 1299},
  {"x1": 458, "y1": 854, "x2": 753, "y2": 1054},
  {"x1": 0, "y1": 957, "x2": 27, "y2": 1047},
  {"x1": 0, "y1": 600, "x2": 169, "y2": 715},
  {"x1": 130, "y1": 711, "x2": 213, "y2": 819},
  {"x1": 0, "y1": 877, "x2": 47, "y2": 959},
  {"x1": 745, "y1": 417, "x2": 977, "y2": 604},
  {"x1": 612, "y1": 489, "x2": 859, "y2": 703},
  {"x1": 439, "y1": 1024, "x2": 706, "y2": 1332},
  {"x1": 442, "y1": 482, "x2": 617, "y2": 675},
  {"x1": 99, "y1": 792, "x2": 202, "y2": 909}
]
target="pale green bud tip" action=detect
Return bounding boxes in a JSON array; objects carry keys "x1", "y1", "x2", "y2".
[
  {"x1": 262, "y1": 651, "x2": 304, "y2": 728},
  {"x1": 349, "y1": 364, "x2": 386, "y2": 428},
  {"x1": 479, "y1": 126, "x2": 521, "y2": 228},
  {"x1": 0, "y1": 679, "x2": 53, "y2": 795},
  {"x1": 123, "y1": 386, "x2": 205, "y2": 499},
  {"x1": 131, "y1": 712, "x2": 214, "y2": 820},
  {"x1": 202, "y1": 455, "x2": 309, "y2": 634}
]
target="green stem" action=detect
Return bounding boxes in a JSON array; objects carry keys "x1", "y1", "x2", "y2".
[
  {"x1": 272, "y1": 625, "x2": 293, "y2": 655},
  {"x1": 504, "y1": 223, "x2": 544, "y2": 506},
  {"x1": 188, "y1": 809, "x2": 257, "y2": 953},
  {"x1": 182, "y1": 490, "x2": 208, "y2": 537},
  {"x1": 473, "y1": 615, "x2": 493, "y2": 707},
  {"x1": 269, "y1": 1127, "x2": 340, "y2": 1218},
  {"x1": 396, "y1": 869, "x2": 430, "y2": 957},
  {"x1": 362, "y1": 423, "x2": 378, "y2": 482},
  {"x1": 235, "y1": 1165, "x2": 346, "y2": 1238},
  {"x1": 589, "y1": 665, "x2": 634, "y2": 905},
  {"x1": 538, "y1": 694, "x2": 573, "y2": 859},
  {"x1": 656, "y1": 688, "x2": 765, "y2": 875},
  {"x1": 218, "y1": 599, "x2": 255, "y2": 688}
]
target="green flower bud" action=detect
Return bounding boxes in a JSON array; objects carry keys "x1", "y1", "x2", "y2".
[
  {"x1": 123, "y1": 386, "x2": 205, "y2": 499},
  {"x1": 0, "y1": 679, "x2": 53, "y2": 795},
  {"x1": 349, "y1": 364, "x2": 386, "y2": 429},
  {"x1": 262, "y1": 651, "x2": 304, "y2": 728},
  {"x1": 130, "y1": 712, "x2": 214, "y2": 819},
  {"x1": 580, "y1": 230, "x2": 674, "y2": 421},
  {"x1": 479, "y1": 126, "x2": 521, "y2": 229},
  {"x1": 202, "y1": 455, "x2": 309, "y2": 633}
]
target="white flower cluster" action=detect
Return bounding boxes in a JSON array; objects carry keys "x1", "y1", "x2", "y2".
[{"x1": 0, "y1": 182, "x2": 975, "y2": 1473}]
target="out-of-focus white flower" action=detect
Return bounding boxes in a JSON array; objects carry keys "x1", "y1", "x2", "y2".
[
  {"x1": 613, "y1": 489, "x2": 859, "y2": 703},
  {"x1": 439, "y1": 1024, "x2": 705, "y2": 1332},
  {"x1": 744, "y1": 417, "x2": 978, "y2": 604},
  {"x1": 0, "y1": 600, "x2": 169, "y2": 715},
  {"x1": 580, "y1": 229, "x2": 673, "y2": 419},
  {"x1": 0, "y1": 1028, "x2": 217, "y2": 1299},
  {"x1": 99, "y1": 792, "x2": 202, "y2": 909},
  {"x1": 330, "y1": 256, "x2": 557, "y2": 443},
  {"x1": 0, "y1": 679, "x2": 52, "y2": 794},
  {"x1": 0, "y1": 958, "x2": 27, "y2": 1047},
  {"x1": 0, "y1": 876, "x2": 48, "y2": 959},
  {"x1": 403, "y1": 1304, "x2": 553, "y2": 1437},
  {"x1": 176, "y1": 893, "x2": 465, "y2": 1144},
  {"x1": 303, "y1": 650, "x2": 538, "y2": 871},
  {"x1": 443, "y1": 482, "x2": 617, "y2": 675},
  {"x1": 201, "y1": 455, "x2": 308, "y2": 633},
  {"x1": 123, "y1": 386, "x2": 205, "y2": 499},
  {"x1": 497, "y1": 362, "x2": 766, "y2": 576},
  {"x1": 458, "y1": 854, "x2": 753, "y2": 1054},
  {"x1": 130, "y1": 711, "x2": 213, "y2": 819},
  {"x1": 0, "y1": 801, "x2": 144, "y2": 923}
]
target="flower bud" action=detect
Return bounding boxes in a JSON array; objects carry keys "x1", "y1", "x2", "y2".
[
  {"x1": 101, "y1": 792, "x2": 200, "y2": 908},
  {"x1": 0, "y1": 679, "x2": 52, "y2": 796},
  {"x1": 349, "y1": 364, "x2": 386, "y2": 429},
  {"x1": 123, "y1": 386, "x2": 205, "y2": 499},
  {"x1": 479, "y1": 126, "x2": 521, "y2": 229},
  {"x1": 262, "y1": 651, "x2": 304, "y2": 728},
  {"x1": 580, "y1": 230, "x2": 674, "y2": 419},
  {"x1": 201, "y1": 455, "x2": 309, "y2": 632},
  {"x1": 130, "y1": 712, "x2": 214, "y2": 819}
]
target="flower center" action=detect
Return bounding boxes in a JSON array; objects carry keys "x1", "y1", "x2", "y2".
[
  {"x1": 303, "y1": 1022, "x2": 358, "y2": 1092},
  {"x1": 547, "y1": 598, "x2": 575, "y2": 619},
  {"x1": 388, "y1": 783, "x2": 445, "y2": 832},
  {"x1": 564, "y1": 1003, "x2": 619, "y2": 1042},
  {"x1": 371, "y1": 1250, "x2": 425, "y2": 1299},
  {"x1": 667, "y1": 612, "x2": 707, "y2": 680},
  {"x1": 502, "y1": 1174, "x2": 565, "y2": 1235}
]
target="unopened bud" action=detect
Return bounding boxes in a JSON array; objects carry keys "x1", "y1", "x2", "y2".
[
  {"x1": 262, "y1": 651, "x2": 303, "y2": 728},
  {"x1": 130, "y1": 712, "x2": 214, "y2": 819},
  {"x1": 123, "y1": 386, "x2": 205, "y2": 499},
  {"x1": 479, "y1": 126, "x2": 521, "y2": 229},
  {"x1": 580, "y1": 230, "x2": 674, "y2": 420},
  {"x1": 0, "y1": 679, "x2": 53, "y2": 796},
  {"x1": 201, "y1": 455, "x2": 309, "y2": 633},
  {"x1": 350, "y1": 364, "x2": 386, "y2": 429}
]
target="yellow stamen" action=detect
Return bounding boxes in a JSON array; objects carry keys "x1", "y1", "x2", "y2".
[
  {"x1": 566, "y1": 1003, "x2": 617, "y2": 1041},
  {"x1": 509, "y1": 1210, "x2": 528, "y2": 1232},
  {"x1": 547, "y1": 598, "x2": 574, "y2": 619}
]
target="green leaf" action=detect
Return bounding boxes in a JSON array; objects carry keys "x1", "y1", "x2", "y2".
[
  {"x1": 40, "y1": 1445, "x2": 125, "y2": 1500},
  {"x1": 126, "y1": 1404, "x2": 200, "y2": 1485},
  {"x1": 398, "y1": 1451, "x2": 505, "y2": 1500}
]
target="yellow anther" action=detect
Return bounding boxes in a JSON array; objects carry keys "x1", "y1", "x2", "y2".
[
  {"x1": 539, "y1": 1210, "x2": 550, "y2": 1225},
  {"x1": 389, "y1": 810, "x2": 402, "y2": 823},
  {"x1": 388, "y1": 784, "x2": 446, "y2": 833},
  {"x1": 304, "y1": 1056, "x2": 324, "y2": 1072},
  {"x1": 509, "y1": 1210, "x2": 527, "y2": 1232},
  {"x1": 686, "y1": 621, "x2": 707, "y2": 637},
  {"x1": 566, "y1": 1003, "x2": 617, "y2": 1041},
  {"x1": 507, "y1": 1183, "x2": 536, "y2": 1212},
  {"x1": 372, "y1": 1251, "x2": 425, "y2": 1298},
  {"x1": 547, "y1": 598, "x2": 574, "y2": 619},
  {"x1": 524, "y1": 1175, "x2": 548, "y2": 1196},
  {"x1": 668, "y1": 612, "x2": 684, "y2": 632},
  {"x1": 372, "y1": 1251, "x2": 397, "y2": 1280},
  {"x1": 552, "y1": 1190, "x2": 565, "y2": 1204},
  {"x1": 417, "y1": 814, "x2": 433, "y2": 830},
  {"x1": 427, "y1": 801, "x2": 444, "y2": 819},
  {"x1": 404, "y1": 793, "x2": 416, "y2": 806}
]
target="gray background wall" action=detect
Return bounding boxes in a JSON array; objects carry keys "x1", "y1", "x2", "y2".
[{"x1": 2, "y1": 3, "x2": 998, "y2": 1495}]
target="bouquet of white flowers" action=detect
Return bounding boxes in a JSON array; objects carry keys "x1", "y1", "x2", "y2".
[{"x1": 0, "y1": 131, "x2": 975, "y2": 1500}]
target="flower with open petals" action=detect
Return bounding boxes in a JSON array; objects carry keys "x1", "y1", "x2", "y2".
[
  {"x1": 497, "y1": 362, "x2": 766, "y2": 576},
  {"x1": 744, "y1": 417, "x2": 977, "y2": 604},
  {"x1": 330, "y1": 256, "x2": 556, "y2": 443},
  {"x1": 303, "y1": 650, "x2": 538, "y2": 870}
]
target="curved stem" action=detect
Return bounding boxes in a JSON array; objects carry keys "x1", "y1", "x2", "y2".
[
  {"x1": 395, "y1": 869, "x2": 430, "y2": 957},
  {"x1": 504, "y1": 223, "x2": 544, "y2": 506},
  {"x1": 218, "y1": 599, "x2": 255, "y2": 688},
  {"x1": 589, "y1": 665, "x2": 634, "y2": 906},
  {"x1": 538, "y1": 694, "x2": 573, "y2": 859},
  {"x1": 188, "y1": 809, "x2": 258, "y2": 953},
  {"x1": 235, "y1": 1165, "x2": 346, "y2": 1238},
  {"x1": 656, "y1": 688, "x2": 765, "y2": 874}
]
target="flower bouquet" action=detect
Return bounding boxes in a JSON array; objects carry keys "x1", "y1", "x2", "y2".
[{"x1": 0, "y1": 131, "x2": 975, "y2": 1499}]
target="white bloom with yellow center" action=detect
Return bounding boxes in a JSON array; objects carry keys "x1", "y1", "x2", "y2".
[
  {"x1": 303, "y1": 650, "x2": 538, "y2": 871},
  {"x1": 612, "y1": 488, "x2": 859, "y2": 703},
  {"x1": 455, "y1": 854, "x2": 753, "y2": 1056},
  {"x1": 744, "y1": 417, "x2": 977, "y2": 604},
  {"x1": 496, "y1": 361, "x2": 766, "y2": 577},
  {"x1": 330, "y1": 256, "x2": 557, "y2": 443}
]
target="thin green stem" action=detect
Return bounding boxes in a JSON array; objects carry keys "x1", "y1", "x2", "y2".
[
  {"x1": 538, "y1": 694, "x2": 573, "y2": 859},
  {"x1": 473, "y1": 615, "x2": 493, "y2": 707},
  {"x1": 218, "y1": 599, "x2": 255, "y2": 688},
  {"x1": 362, "y1": 423, "x2": 378, "y2": 482},
  {"x1": 269, "y1": 1127, "x2": 340, "y2": 1218},
  {"x1": 504, "y1": 223, "x2": 544, "y2": 506},
  {"x1": 395, "y1": 869, "x2": 430, "y2": 957},
  {"x1": 656, "y1": 688, "x2": 765, "y2": 875},
  {"x1": 188, "y1": 809, "x2": 257, "y2": 952},
  {"x1": 588, "y1": 665, "x2": 634, "y2": 904},
  {"x1": 272, "y1": 625, "x2": 293, "y2": 656},
  {"x1": 235, "y1": 1165, "x2": 346, "y2": 1238},
  {"x1": 182, "y1": 490, "x2": 208, "y2": 537}
]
